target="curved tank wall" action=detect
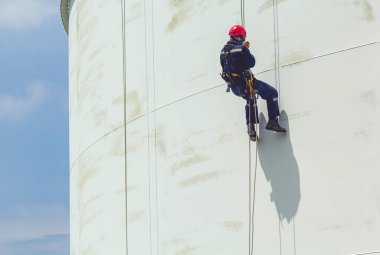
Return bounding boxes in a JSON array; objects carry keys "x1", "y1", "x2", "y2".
[{"x1": 65, "y1": 0, "x2": 380, "y2": 254}]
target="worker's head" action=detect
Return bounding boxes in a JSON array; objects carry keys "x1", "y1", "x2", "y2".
[{"x1": 229, "y1": 24, "x2": 246, "y2": 44}]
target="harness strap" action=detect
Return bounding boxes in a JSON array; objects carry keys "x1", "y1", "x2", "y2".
[{"x1": 222, "y1": 44, "x2": 235, "y2": 92}]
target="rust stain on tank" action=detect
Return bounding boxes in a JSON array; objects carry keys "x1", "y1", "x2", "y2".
[
  {"x1": 112, "y1": 132, "x2": 125, "y2": 157},
  {"x1": 176, "y1": 246, "x2": 197, "y2": 255},
  {"x1": 131, "y1": 2, "x2": 142, "y2": 11},
  {"x1": 258, "y1": 0, "x2": 287, "y2": 13},
  {"x1": 125, "y1": 128, "x2": 147, "y2": 154},
  {"x1": 179, "y1": 171, "x2": 223, "y2": 188},
  {"x1": 126, "y1": 2, "x2": 143, "y2": 23},
  {"x1": 113, "y1": 95, "x2": 124, "y2": 105},
  {"x1": 114, "y1": 185, "x2": 137, "y2": 194},
  {"x1": 170, "y1": 0, "x2": 185, "y2": 8},
  {"x1": 355, "y1": 0, "x2": 374, "y2": 22},
  {"x1": 361, "y1": 89, "x2": 377, "y2": 107},
  {"x1": 83, "y1": 64, "x2": 103, "y2": 83},
  {"x1": 171, "y1": 154, "x2": 209, "y2": 174},
  {"x1": 94, "y1": 111, "x2": 107, "y2": 127},
  {"x1": 127, "y1": 184, "x2": 137, "y2": 192},
  {"x1": 167, "y1": 0, "x2": 192, "y2": 32},
  {"x1": 125, "y1": 90, "x2": 144, "y2": 121},
  {"x1": 288, "y1": 110, "x2": 312, "y2": 120},
  {"x1": 218, "y1": 132, "x2": 233, "y2": 143},
  {"x1": 89, "y1": 48, "x2": 101, "y2": 61},
  {"x1": 78, "y1": 36, "x2": 92, "y2": 56},
  {"x1": 167, "y1": 10, "x2": 188, "y2": 32},
  {"x1": 79, "y1": 210, "x2": 103, "y2": 235},
  {"x1": 77, "y1": 17, "x2": 99, "y2": 49},
  {"x1": 128, "y1": 210, "x2": 145, "y2": 222},
  {"x1": 183, "y1": 144, "x2": 195, "y2": 154},
  {"x1": 80, "y1": 194, "x2": 103, "y2": 212},
  {"x1": 78, "y1": 158, "x2": 101, "y2": 188},
  {"x1": 126, "y1": 15, "x2": 142, "y2": 24},
  {"x1": 156, "y1": 129, "x2": 167, "y2": 155},
  {"x1": 355, "y1": 128, "x2": 370, "y2": 139},
  {"x1": 77, "y1": 156, "x2": 103, "y2": 209},
  {"x1": 223, "y1": 221, "x2": 243, "y2": 231},
  {"x1": 280, "y1": 49, "x2": 312, "y2": 66},
  {"x1": 218, "y1": 0, "x2": 232, "y2": 4},
  {"x1": 79, "y1": 245, "x2": 97, "y2": 255},
  {"x1": 128, "y1": 136, "x2": 147, "y2": 153},
  {"x1": 172, "y1": 237, "x2": 184, "y2": 244}
]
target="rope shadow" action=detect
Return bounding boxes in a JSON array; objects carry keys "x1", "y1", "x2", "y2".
[{"x1": 258, "y1": 111, "x2": 301, "y2": 222}]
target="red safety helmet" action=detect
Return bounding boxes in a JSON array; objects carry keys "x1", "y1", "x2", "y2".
[{"x1": 228, "y1": 25, "x2": 247, "y2": 38}]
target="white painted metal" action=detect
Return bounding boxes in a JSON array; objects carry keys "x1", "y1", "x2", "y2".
[{"x1": 63, "y1": 0, "x2": 380, "y2": 254}]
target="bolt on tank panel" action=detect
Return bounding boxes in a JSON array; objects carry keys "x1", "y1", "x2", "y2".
[
  {"x1": 70, "y1": 127, "x2": 126, "y2": 255},
  {"x1": 152, "y1": 0, "x2": 242, "y2": 109},
  {"x1": 69, "y1": 0, "x2": 124, "y2": 164},
  {"x1": 275, "y1": 0, "x2": 380, "y2": 67}
]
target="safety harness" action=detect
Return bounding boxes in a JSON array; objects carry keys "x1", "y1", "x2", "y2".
[
  {"x1": 220, "y1": 44, "x2": 240, "y2": 92},
  {"x1": 220, "y1": 44, "x2": 255, "y2": 96}
]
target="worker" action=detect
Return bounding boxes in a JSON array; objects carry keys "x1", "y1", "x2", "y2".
[{"x1": 220, "y1": 24, "x2": 286, "y2": 141}]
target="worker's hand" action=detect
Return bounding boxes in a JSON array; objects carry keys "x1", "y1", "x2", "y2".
[{"x1": 244, "y1": 41, "x2": 250, "y2": 48}]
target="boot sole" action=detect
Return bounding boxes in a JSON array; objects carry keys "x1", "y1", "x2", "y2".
[{"x1": 265, "y1": 127, "x2": 287, "y2": 133}]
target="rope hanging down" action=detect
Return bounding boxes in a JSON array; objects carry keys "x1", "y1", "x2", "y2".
[
  {"x1": 120, "y1": 1, "x2": 129, "y2": 254},
  {"x1": 240, "y1": 0, "x2": 259, "y2": 254},
  {"x1": 245, "y1": 0, "x2": 282, "y2": 254},
  {"x1": 247, "y1": 81, "x2": 259, "y2": 255}
]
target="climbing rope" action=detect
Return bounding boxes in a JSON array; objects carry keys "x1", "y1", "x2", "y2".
[
  {"x1": 241, "y1": 0, "x2": 246, "y2": 27},
  {"x1": 273, "y1": 0, "x2": 281, "y2": 105},
  {"x1": 240, "y1": 0, "x2": 259, "y2": 253},
  {"x1": 247, "y1": 75, "x2": 259, "y2": 255},
  {"x1": 120, "y1": 1, "x2": 129, "y2": 254}
]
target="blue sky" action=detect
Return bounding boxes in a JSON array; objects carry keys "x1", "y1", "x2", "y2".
[{"x1": 0, "y1": 0, "x2": 69, "y2": 254}]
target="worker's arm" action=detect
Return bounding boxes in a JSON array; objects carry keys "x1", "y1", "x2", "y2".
[{"x1": 242, "y1": 46, "x2": 256, "y2": 69}]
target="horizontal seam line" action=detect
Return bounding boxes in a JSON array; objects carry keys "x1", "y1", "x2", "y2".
[
  {"x1": 69, "y1": 114, "x2": 146, "y2": 171},
  {"x1": 69, "y1": 41, "x2": 379, "y2": 170},
  {"x1": 70, "y1": 125, "x2": 124, "y2": 171},
  {"x1": 351, "y1": 251, "x2": 380, "y2": 255},
  {"x1": 153, "y1": 83, "x2": 225, "y2": 111},
  {"x1": 150, "y1": 42, "x2": 380, "y2": 112},
  {"x1": 281, "y1": 41, "x2": 380, "y2": 68}
]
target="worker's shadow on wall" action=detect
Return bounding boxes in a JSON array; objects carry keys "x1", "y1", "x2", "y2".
[{"x1": 258, "y1": 111, "x2": 301, "y2": 222}]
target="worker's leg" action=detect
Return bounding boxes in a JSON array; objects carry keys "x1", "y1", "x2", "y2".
[
  {"x1": 254, "y1": 79, "x2": 286, "y2": 132},
  {"x1": 254, "y1": 79, "x2": 280, "y2": 120},
  {"x1": 245, "y1": 98, "x2": 259, "y2": 124},
  {"x1": 231, "y1": 81, "x2": 250, "y2": 124},
  {"x1": 231, "y1": 81, "x2": 247, "y2": 99},
  {"x1": 231, "y1": 81, "x2": 259, "y2": 140}
]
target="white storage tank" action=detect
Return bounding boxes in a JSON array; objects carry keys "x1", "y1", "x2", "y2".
[{"x1": 61, "y1": 0, "x2": 380, "y2": 254}]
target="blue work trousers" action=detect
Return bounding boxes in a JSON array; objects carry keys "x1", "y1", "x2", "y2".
[{"x1": 231, "y1": 78, "x2": 280, "y2": 124}]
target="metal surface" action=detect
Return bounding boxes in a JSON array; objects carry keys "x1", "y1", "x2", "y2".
[
  {"x1": 60, "y1": 0, "x2": 70, "y2": 33},
  {"x1": 66, "y1": 0, "x2": 380, "y2": 254}
]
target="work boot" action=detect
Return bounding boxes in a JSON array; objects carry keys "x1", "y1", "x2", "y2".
[
  {"x1": 265, "y1": 118, "x2": 287, "y2": 132},
  {"x1": 247, "y1": 124, "x2": 258, "y2": 142}
]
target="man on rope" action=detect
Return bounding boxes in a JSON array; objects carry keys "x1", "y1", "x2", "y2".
[{"x1": 220, "y1": 24, "x2": 286, "y2": 141}]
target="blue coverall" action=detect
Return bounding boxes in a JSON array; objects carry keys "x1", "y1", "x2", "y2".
[{"x1": 220, "y1": 41, "x2": 280, "y2": 124}]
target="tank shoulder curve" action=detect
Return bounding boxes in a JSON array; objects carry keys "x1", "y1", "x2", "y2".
[{"x1": 60, "y1": 0, "x2": 70, "y2": 34}]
